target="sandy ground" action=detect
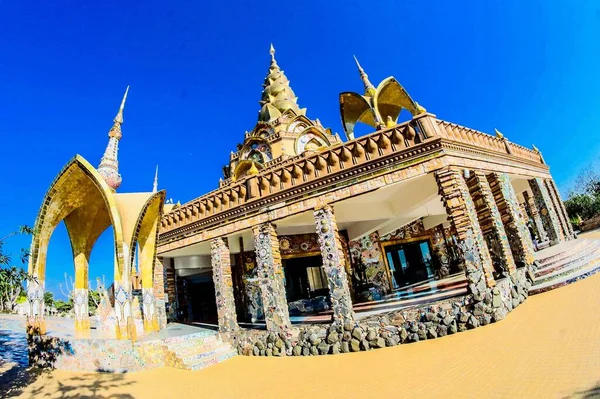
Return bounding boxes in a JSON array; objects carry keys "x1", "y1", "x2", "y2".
[{"x1": 3, "y1": 232, "x2": 600, "y2": 398}]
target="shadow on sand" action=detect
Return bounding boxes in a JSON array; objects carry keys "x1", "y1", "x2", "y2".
[
  {"x1": 567, "y1": 381, "x2": 600, "y2": 399},
  {"x1": 1, "y1": 364, "x2": 135, "y2": 398}
]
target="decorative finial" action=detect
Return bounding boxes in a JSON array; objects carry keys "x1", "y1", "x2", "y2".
[
  {"x1": 353, "y1": 55, "x2": 376, "y2": 96},
  {"x1": 98, "y1": 86, "x2": 130, "y2": 191},
  {"x1": 115, "y1": 86, "x2": 129, "y2": 123},
  {"x1": 494, "y1": 128, "x2": 504, "y2": 139},
  {"x1": 532, "y1": 144, "x2": 540, "y2": 153},
  {"x1": 152, "y1": 165, "x2": 159, "y2": 193},
  {"x1": 270, "y1": 43, "x2": 276, "y2": 61}
]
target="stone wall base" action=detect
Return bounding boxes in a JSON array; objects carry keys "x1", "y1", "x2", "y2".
[{"x1": 234, "y1": 268, "x2": 533, "y2": 356}]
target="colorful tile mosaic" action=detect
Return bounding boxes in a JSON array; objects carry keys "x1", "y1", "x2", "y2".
[
  {"x1": 492, "y1": 173, "x2": 535, "y2": 266},
  {"x1": 210, "y1": 237, "x2": 239, "y2": 332},
  {"x1": 314, "y1": 205, "x2": 355, "y2": 325},
  {"x1": 348, "y1": 232, "x2": 390, "y2": 295},
  {"x1": 252, "y1": 223, "x2": 292, "y2": 333},
  {"x1": 472, "y1": 171, "x2": 517, "y2": 274},
  {"x1": 544, "y1": 179, "x2": 573, "y2": 240},
  {"x1": 529, "y1": 178, "x2": 564, "y2": 243},
  {"x1": 436, "y1": 168, "x2": 495, "y2": 294}
]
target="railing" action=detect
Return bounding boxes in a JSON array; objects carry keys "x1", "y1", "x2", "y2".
[
  {"x1": 160, "y1": 119, "x2": 427, "y2": 235},
  {"x1": 434, "y1": 119, "x2": 543, "y2": 164},
  {"x1": 159, "y1": 114, "x2": 545, "y2": 239}
]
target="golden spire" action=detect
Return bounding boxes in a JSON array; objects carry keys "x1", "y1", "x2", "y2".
[
  {"x1": 270, "y1": 43, "x2": 276, "y2": 63},
  {"x1": 353, "y1": 55, "x2": 376, "y2": 97},
  {"x1": 258, "y1": 44, "x2": 304, "y2": 122},
  {"x1": 98, "y1": 86, "x2": 129, "y2": 191}
]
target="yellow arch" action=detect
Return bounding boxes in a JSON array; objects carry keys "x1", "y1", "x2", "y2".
[{"x1": 28, "y1": 155, "x2": 126, "y2": 281}]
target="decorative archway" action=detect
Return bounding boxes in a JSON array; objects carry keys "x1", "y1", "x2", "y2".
[
  {"x1": 27, "y1": 155, "x2": 131, "y2": 337},
  {"x1": 124, "y1": 191, "x2": 166, "y2": 332}
]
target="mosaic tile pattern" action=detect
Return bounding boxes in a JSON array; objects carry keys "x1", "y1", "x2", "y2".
[
  {"x1": 314, "y1": 206, "x2": 355, "y2": 325},
  {"x1": 472, "y1": 171, "x2": 516, "y2": 274},
  {"x1": 544, "y1": 180, "x2": 572, "y2": 240},
  {"x1": 523, "y1": 190, "x2": 547, "y2": 242},
  {"x1": 546, "y1": 179, "x2": 575, "y2": 238},
  {"x1": 26, "y1": 280, "x2": 45, "y2": 333},
  {"x1": 436, "y1": 168, "x2": 495, "y2": 295},
  {"x1": 493, "y1": 173, "x2": 535, "y2": 266},
  {"x1": 113, "y1": 280, "x2": 134, "y2": 340},
  {"x1": 142, "y1": 288, "x2": 159, "y2": 332},
  {"x1": 529, "y1": 178, "x2": 564, "y2": 243},
  {"x1": 348, "y1": 232, "x2": 390, "y2": 295},
  {"x1": 252, "y1": 223, "x2": 291, "y2": 333},
  {"x1": 73, "y1": 288, "x2": 90, "y2": 335},
  {"x1": 210, "y1": 237, "x2": 239, "y2": 332}
]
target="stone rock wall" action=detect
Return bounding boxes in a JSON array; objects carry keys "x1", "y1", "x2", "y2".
[{"x1": 234, "y1": 267, "x2": 532, "y2": 356}]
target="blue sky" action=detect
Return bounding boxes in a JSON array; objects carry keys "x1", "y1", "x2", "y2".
[{"x1": 1, "y1": 1, "x2": 599, "y2": 297}]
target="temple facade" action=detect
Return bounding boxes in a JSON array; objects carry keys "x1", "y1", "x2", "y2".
[
  {"x1": 26, "y1": 46, "x2": 575, "y2": 355},
  {"x1": 156, "y1": 46, "x2": 573, "y2": 342}
]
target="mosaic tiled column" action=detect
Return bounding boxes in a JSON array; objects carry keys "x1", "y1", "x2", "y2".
[
  {"x1": 545, "y1": 179, "x2": 574, "y2": 239},
  {"x1": 154, "y1": 257, "x2": 168, "y2": 330},
  {"x1": 314, "y1": 205, "x2": 355, "y2": 325},
  {"x1": 435, "y1": 168, "x2": 496, "y2": 299},
  {"x1": 470, "y1": 171, "x2": 517, "y2": 275},
  {"x1": 211, "y1": 237, "x2": 239, "y2": 333},
  {"x1": 488, "y1": 173, "x2": 536, "y2": 267},
  {"x1": 73, "y1": 252, "x2": 90, "y2": 338},
  {"x1": 252, "y1": 223, "x2": 291, "y2": 333},
  {"x1": 26, "y1": 279, "x2": 46, "y2": 335},
  {"x1": 114, "y1": 278, "x2": 134, "y2": 340},
  {"x1": 528, "y1": 178, "x2": 564, "y2": 244},
  {"x1": 523, "y1": 191, "x2": 547, "y2": 242}
]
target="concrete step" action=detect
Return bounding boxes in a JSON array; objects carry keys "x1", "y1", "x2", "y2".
[
  {"x1": 175, "y1": 338, "x2": 225, "y2": 359},
  {"x1": 530, "y1": 256, "x2": 600, "y2": 295},
  {"x1": 165, "y1": 334, "x2": 219, "y2": 353},
  {"x1": 181, "y1": 344, "x2": 234, "y2": 365},
  {"x1": 536, "y1": 240, "x2": 591, "y2": 266},
  {"x1": 534, "y1": 246, "x2": 600, "y2": 285},
  {"x1": 535, "y1": 242, "x2": 600, "y2": 277},
  {"x1": 186, "y1": 349, "x2": 238, "y2": 371}
]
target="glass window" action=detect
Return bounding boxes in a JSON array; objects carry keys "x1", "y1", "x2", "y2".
[{"x1": 307, "y1": 266, "x2": 327, "y2": 291}]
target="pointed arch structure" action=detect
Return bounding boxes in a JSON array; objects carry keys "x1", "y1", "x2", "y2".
[{"x1": 27, "y1": 155, "x2": 166, "y2": 339}]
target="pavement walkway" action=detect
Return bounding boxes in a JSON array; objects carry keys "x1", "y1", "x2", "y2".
[{"x1": 4, "y1": 231, "x2": 600, "y2": 398}]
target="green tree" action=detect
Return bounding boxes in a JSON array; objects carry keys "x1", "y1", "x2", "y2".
[
  {"x1": 54, "y1": 299, "x2": 73, "y2": 314},
  {"x1": 0, "y1": 226, "x2": 34, "y2": 313},
  {"x1": 44, "y1": 291, "x2": 54, "y2": 308},
  {"x1": 88, "y1": 289, "x2": 101, "y2": 313}
]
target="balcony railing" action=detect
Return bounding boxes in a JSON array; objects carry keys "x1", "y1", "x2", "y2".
[{"x1": 159, "y1": 114, "x2": 544, "y2": 240}]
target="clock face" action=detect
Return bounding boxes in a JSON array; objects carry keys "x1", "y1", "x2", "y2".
[{"x1": 296, "y1": 133, "x2": 326, "y2": 154}]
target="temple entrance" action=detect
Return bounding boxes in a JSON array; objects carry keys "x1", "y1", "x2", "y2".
[
  {"x1": 186, "y1": 273, "x2": 218, "y2": 324},
  {"x1": 282, "y1": 255, "x2": 330, "y2": 315},
  {"x1": 384, "y1": 240, "x2": 435, "y2": 289}
]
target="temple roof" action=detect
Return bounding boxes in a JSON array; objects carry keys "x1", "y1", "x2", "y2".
[{"x1": 258, "y1": 44, "x2": 305, "y2": 122}]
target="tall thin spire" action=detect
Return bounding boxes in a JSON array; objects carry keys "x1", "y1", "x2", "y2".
[
  {"x1": 152, "y1": 165, "x2": 159, "y2": 193},
  {"x1": 270, "y1": 43, "x2": 276, "y2": 63},
  {"x1": 258, "y1": 44, "x2": 303, "y2": 122},
  {"x1": 98, "y1": 86, "x2": 129, "y2": 191},
  {"x1": 353, "y1": 55, "x2": 376, "y2": 96}
]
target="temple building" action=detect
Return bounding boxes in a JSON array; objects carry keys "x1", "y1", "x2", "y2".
[
  {"x1": 26, "y1": 45, "x2": 583, "y2": 360},
  {"x1": 155, "y1": 45, "x2": 573, "y2": 334}
]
